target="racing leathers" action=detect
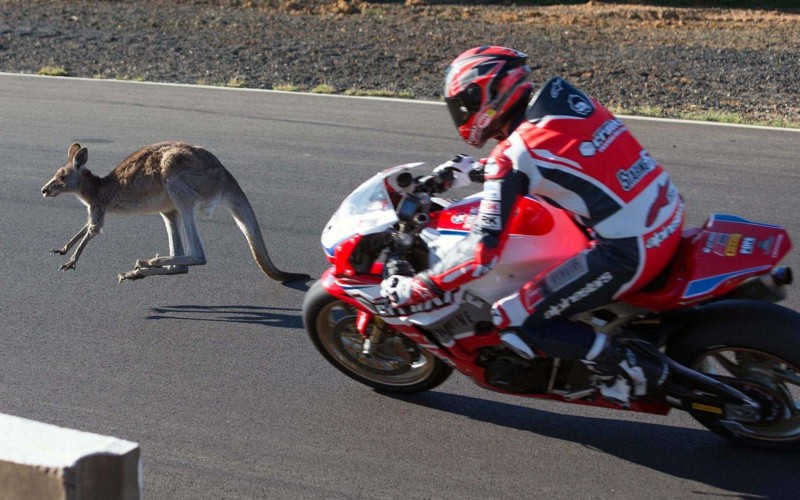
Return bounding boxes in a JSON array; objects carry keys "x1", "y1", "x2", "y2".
[{"x1": 387, "y1": 77, "x2": 685, "y2": 363}]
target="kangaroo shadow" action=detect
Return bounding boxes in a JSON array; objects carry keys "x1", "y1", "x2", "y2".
[
  {"x1": 386, "y1": 391, "x2": 800, "y2": 498},
  {"x1": 147, "y1": 304, "x2": 303, "y2": 329}
]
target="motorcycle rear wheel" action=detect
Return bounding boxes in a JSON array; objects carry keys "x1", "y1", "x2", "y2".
[
  {"x1": 302, "y1": 280, "x2": 453, "y2": 393},
  {"x1": 667, "y1": 300, "x2": 800, "y2": 452}
]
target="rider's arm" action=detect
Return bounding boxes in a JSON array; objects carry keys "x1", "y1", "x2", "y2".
[
  {"x1": 423, "y1": 152, "x2": 528, "y2": 293},
  {"x1": 381, "y1": 148, "x2": 527, "y2": 307}
]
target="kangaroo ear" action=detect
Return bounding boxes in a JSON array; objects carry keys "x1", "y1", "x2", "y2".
[
  {"x1": 73, "y1": 147, "x2": 88, "y2": 169},
  {"x1": 68, "y1": 143, "x2": 82, "y2": 161}
]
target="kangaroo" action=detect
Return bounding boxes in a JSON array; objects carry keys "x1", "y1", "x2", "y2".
[{"x1": 41, "y1": 142, "x2": 309, "y2": 283}]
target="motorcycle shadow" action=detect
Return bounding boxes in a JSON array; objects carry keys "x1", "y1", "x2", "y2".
[
  {"x1": 146, "y1": 304, "x2": 303, "y2": 329},
  {"x1": 280, "y1": 279, "x2": 312, "y2": 292},
  {"x1": 386, "y1": 390, "x2": 800, "y2": 497}
]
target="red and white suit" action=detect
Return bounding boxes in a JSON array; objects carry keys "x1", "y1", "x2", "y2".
[{"x1": 422, "y1": 77, "x2": 685, "y2": 359}]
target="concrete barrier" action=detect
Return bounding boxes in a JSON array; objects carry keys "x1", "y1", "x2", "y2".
[{"x1": 0, "y1": 413, "x2": 141, "y2": 500}]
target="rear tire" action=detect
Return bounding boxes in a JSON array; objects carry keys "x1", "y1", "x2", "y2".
[
  {"x1": 302, "y1": 280, "x2": 453, "y2": 393},
  {"x1": 667, "y1": 300, "x2": 800, "y2": 452}
]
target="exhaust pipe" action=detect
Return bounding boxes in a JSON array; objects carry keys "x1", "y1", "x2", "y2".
[{"x1": 772, "y1": 267, "x2": 793, "y2": 286}]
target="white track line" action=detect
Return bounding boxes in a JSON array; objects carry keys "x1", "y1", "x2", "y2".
[{"x1": 2, "y1": 71, "x2": 798, "y2": 133}]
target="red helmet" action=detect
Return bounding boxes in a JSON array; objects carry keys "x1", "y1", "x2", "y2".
[{"x1": 444, "y1": 46, "x2": 533, "y2": 147}]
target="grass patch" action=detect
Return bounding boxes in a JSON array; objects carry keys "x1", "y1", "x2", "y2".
[
  {"x1": 610, "y1": 104, "x2": 800, "y2": 129},
  {"x1": 37, "y1": 66, "x2": 69, "y2": 77},
  {"x1": 758, "y1": 117, "x2": 800, "y2": 129},
  {"x1": 226, "y1": 76, "x2": 247, "y2": 88},
  {"x1": 311, "y1": 83, "x2": 337, "y2": 94},
  {"x1": 344, "y1": 88, "x2": 416, "y2": 99},
  {"x1": 273, "y1": 83, "x2": 300, "y2": 92},
  {"x1": 609, "y1": 104, "x2": 663, "y2": 117},
  {"x1": 679, "y1": 110, "x2": 745, "y2": 125},
  {"x1": 678, "y1": 111, "x2": 800, "y2": 129},
  {"x1": 112, "y1": 74, "x2": 145, "y2": 81},
  {"x1": 361, "y1": 7, "x2": 385, "y2": 15}
]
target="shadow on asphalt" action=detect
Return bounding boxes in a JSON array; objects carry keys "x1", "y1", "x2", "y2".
[
  {"x1": 146, "y1": 304, "x2": 303, "y2": 329},
  {"x1": 387, "y1": 391, "x2": 800, "y2": 498},
  {"x1": 281, "y1": 278, "x2": 313, "y2": 292}
]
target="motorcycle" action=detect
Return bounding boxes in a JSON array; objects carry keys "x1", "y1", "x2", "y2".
[{"x1": 302, "y1": 163, "x2": 800, "y2": 451}]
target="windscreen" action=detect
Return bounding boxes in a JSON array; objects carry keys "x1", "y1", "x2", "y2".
[{"x1": 321, "y1": 165, "x2": 421, "y2": 254}]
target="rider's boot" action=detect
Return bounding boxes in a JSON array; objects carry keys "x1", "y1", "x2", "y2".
[{"x1": 585, "y1": 336, "x2": 669, "y2": 403}]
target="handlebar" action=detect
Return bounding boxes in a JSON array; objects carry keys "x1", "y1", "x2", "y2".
[
  {"x1": 414, "y1": 171, "x2": 451, "y2": 195},
  {"x1": 414, "y1": 163, "x2": 485, "y2": 194},
  {"x1": 386, "y1": 169, "x2": 460, "y2": 275}
]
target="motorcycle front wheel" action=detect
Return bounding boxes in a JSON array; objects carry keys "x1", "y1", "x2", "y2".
[
  {"x1": 302, "y1": 280, "x2": 453, "y2": 393},
  {"x1": 667, "y1": 300, "x2": 800, "y2": 452}
]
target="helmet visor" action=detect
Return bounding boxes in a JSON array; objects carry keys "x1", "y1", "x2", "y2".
[{"x1": 444, "y1": 84, "x2": 482, "y2": 127}]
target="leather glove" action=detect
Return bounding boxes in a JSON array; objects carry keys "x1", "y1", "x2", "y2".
[
  {"x1": 380, "y1": 275, "x2": 438, "y2": 308},
  {"x1": 384, "y1": 258, "x2": 414, "y2": 277},
  {"x1": 433, "y1": 154, "x2": 477, "y2": 190}
]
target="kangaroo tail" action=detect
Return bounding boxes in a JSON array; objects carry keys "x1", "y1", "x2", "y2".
[{"x1": 222, "y1": 170, "x2": 310, "y2": 283}]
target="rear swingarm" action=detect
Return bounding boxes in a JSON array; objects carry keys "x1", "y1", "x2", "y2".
[{"x1": 628, "y1": 340, "x2": 763, "y2": 424}]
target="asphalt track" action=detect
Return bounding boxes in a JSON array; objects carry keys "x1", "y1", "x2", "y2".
[{"x1": 1, "y1": 73, "x2": 799, "y2": 499}]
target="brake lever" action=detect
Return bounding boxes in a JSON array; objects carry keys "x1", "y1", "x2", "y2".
[{"x1": 415, "y1": 172, "x2": 450, "y2": 194}]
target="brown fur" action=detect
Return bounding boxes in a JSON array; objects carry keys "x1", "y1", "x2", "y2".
[{"x1": 41, "y1": 142, "x2": 309, "y2": 283}]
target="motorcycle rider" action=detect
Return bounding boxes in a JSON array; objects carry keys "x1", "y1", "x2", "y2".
[{"x1": 380, "y1": 46, "x2": 684, "y2": 403}]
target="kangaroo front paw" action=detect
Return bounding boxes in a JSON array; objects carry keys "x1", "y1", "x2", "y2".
[
  {"x1": 60, "y1": 260, "x2": 76, "y2": 271},
  {"x1": 51, "y1": 248, "x2": 67, "y2": 255}
]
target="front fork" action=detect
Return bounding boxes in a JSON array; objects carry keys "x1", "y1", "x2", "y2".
[
  {"x1": 320, "y1": 270, "x2": 477, "y2": 373},
  {"x1": 356, "y1": 310, "x2": 373, "y2": 337},
  {"x1": 355, "y1": 311, "x2": 417, "y2": 365},
  {"x1": 354, "y1": 309, "x2": 382, "y2": 355}
]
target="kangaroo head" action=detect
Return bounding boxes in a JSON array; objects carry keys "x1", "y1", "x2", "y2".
[{"x1": 41, "y1": 143, "x2": 89, "y2": 198}]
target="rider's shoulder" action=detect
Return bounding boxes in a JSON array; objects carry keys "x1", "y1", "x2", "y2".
[
  {"x1": 525, "y1": 76, "x2": 597, "y2": 123},
  {"x1": 484, "y1": 139, "x2": 518, "y2": 171}
]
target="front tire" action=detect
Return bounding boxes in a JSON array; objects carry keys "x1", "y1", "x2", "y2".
[
  {"x1": 667, "y1": 300, "x2": 800, "y2": 451},
  {"x1": 302, "y1": 280, "x2": 452, "y2": 393}
]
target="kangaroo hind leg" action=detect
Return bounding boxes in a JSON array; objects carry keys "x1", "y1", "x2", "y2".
[
  {"x1": 161, "y1": 209, "x2": 188, "y2": 271},
  {"x1": 155, "y1": 209, "x2": 190, "y2": 274},
  {"x1": 119, "y1": 186, "x2": 207, "y2": 281}
]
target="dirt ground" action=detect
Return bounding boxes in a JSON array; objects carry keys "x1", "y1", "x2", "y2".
[{"x1": 2, "y1": 0, "x2": 799, "y2": 125}]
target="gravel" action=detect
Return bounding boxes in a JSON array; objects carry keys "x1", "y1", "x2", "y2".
[{"x1": 1, "y1": 0, "x2": 799, "y2": 125}]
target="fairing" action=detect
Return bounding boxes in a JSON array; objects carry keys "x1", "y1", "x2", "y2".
[{"x1": 426, "y1": 193, "x2": 590, "y2": 304}]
